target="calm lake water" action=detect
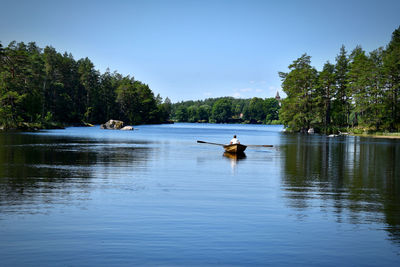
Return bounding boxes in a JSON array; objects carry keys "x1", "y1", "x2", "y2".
[{"x1": 0, "y1": 123, "x2": 399, "y2": 266}]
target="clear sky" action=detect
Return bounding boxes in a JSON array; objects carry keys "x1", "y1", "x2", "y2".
[{"x1": 1, "y1": 0, "x2": 399, "y2": 102}]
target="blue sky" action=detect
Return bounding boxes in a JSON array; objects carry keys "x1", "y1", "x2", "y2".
[{"x1": 1, "y1": 0, "x2": 399, "y2": 102}]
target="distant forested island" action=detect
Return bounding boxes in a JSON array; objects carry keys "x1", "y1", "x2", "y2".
[
  {"x1": 279, "y1": 26, "x2": 400, "y2": 134},
  {"x1": 170, "y1": 97, "x2": 280, "y2": 124},
  {"x1": 0, "y1": 42, "x2": 171, "y2": 130}
]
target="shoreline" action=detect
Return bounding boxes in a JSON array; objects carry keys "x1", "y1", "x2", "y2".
[
  {"x1": 350, "y1": 133, "x2": 400, "y2": 139},
  {"x1": 2, "y1": 122, "x2": 400, "y2": 140}
]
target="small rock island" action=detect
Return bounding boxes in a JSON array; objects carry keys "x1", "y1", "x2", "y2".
[{"x1": 100, "y1": 120, "x2": 133, "y2": 130}]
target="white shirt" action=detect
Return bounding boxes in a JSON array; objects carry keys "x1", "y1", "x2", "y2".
[{"x1": 230, "y1": 138, "x2": 239, "y2": 144}]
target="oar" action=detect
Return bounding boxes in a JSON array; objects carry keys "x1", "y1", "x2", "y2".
[
  {"x1": 197, "y1": 140, "x2": 225, "y2": 146},
  {"x1": 197, "y1": 140, "x2": 273, "y2": 147}
]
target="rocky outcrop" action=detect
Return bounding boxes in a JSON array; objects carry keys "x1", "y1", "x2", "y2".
[
  {"x1": 121, "y1": 126, "x2": 134, "y2": 131},
  {"x1": 100, "y1": 120, "x2": 125, "y2": 130}
]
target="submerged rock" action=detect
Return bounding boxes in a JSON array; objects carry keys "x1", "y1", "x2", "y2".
[{"x1": 100, "y1": 120, "x2": 124, "y2": 130}]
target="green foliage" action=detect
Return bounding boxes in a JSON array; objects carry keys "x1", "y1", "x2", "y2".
[
  {"x1": 211, "y1": 98, "x2": 232, "y2": 123},
  {"x1": 333, "y1": 45, "x2": 350, "y2": 127},
  {"x1": 115, "y1": 78, "x2": 160, "y2": 124},
  {"x1": 175, "y1": 106, "x2": 188, "y2": 122},
  {"x1": 279, "y1": 26, "x2": 400, "y2": 133},
  {"x1": 382, "y1": 26, "x2": 400, "y2": 131},
  {"x1": 186, "y1": 105, "x2": 198, "y2": 122},
  {"x1": 246, "y1": 97, "x2": 265, "y2": 122},
  {"x1": 157, "y1": 96, "x2": 172, "y2": 123},
  {"x1": 264, "y1": 98, "x2": 280, "y2": 123},
  {"x1": 0, "y1": 41, "x2": 170, "y2": 129},
  {"x1": 170, "y1": 96, "x2": 281, "y2": 124},
  {"x1": 0, "y1": 91, "x2": 25, "y2": 128},
  {"x1": 279, "y1": 54, "x2": 318, "y2": 131},
  {"x1": 315, "y1": 61, "x2": 335, "y2": 133},
  {"x1": 348, "y1": 47, "x2": 386, "y2": 130},
  {"x1": 198, "y1": 104, "x2": 211, "y2": 122}
]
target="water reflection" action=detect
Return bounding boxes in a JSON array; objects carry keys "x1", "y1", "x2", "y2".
[
  {"x1": 281, "y1": 134, "x2": 400, "y2": 242},
  {"x1": 223, "y1": 152, "x2": 246, "y2": 160},
  {"x1": 1, "y1": 125, "x2": 400, "y2": 265},
  {"x1": 223, "y1": 152, "x2": 246, "y2": 171},
  {"x1": 0, "y1": 133, "x2": 153, "y2": 214}
]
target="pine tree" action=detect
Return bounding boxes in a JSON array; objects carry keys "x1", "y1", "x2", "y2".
[
  {"x1": 383, "y1": 26, "x2": 400, "y2": 131},
  {"x1": 279, "y1": 54, "x2": 318, "y2": 132},
  {"x1": 333, "y1": 45, "x2": 350, "y2": 127},
  {"x1": 316, "y1": 61, "x2": 336, "y2": 132}
]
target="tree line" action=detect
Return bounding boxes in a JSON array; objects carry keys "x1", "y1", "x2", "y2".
[
  {"x1": 0, "y1": 41, "x2": 171, "y2": 129},
  {"x1": 279, "y1": 26, "x2": 400, "y2": 133},
  {"x1": 171, "y1": 97, "x2": 280, "y2": 124}
]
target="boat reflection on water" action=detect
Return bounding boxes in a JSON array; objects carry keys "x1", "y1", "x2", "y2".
[
  {"x1": 223, "y1": 152, "x2": 246, "y2": 171},
  {"x1": 223, "y1": 152, "x2": 246, "y2": 160}
]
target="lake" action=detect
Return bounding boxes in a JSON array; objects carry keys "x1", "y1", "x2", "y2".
[{"x1": 0, "y1": 123, "x2": 399, "y2": 266}]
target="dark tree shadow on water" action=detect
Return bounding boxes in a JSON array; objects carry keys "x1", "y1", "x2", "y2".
[
  {"x1": 0, "y1": 133, "x2": 153, "y2": 215},
  {"x1": 280, "y1": 134, "x2": 400, "y2": 244}
]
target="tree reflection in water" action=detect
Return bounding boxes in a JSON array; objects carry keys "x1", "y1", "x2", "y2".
[
  {"x1": 280, "y1": 134, "x2": 400, "y2": 243},
  {"x1": 0, "y1": 133, "x2": 152, "y2": 214}
]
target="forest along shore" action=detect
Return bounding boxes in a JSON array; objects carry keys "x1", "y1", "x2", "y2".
[
  {"x1": 0, "y1": 42, "x2": 172, "y2": 131},
  {"x1": 279, "y1": 26, "x2": 400, "y2": 135}
]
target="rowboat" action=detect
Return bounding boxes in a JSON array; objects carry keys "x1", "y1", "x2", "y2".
[
  {"x1": 223, "y1": 143, "x2": 247, "y2": 153},
  {"x1": 197, "y1": 140, "x2": 272, "y2": 154}
]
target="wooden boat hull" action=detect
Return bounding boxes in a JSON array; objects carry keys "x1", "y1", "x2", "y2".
[{"x1": 223, "y1": 144, "x2": 247, "y2": 153}]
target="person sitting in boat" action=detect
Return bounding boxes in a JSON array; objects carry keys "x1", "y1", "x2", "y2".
[{"x1": 230, "y1": 135, "x2": 240, "y2": 144}]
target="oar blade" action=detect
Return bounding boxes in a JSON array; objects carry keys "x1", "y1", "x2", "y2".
[
  {"x1": 246, "y1": 144, "x2": 274, "y2": 148},
  {"x1": 197, "y1": 140, "x2": 225, "y2": 146}
]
